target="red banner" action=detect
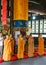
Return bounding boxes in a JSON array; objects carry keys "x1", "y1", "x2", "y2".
[{"x1": 2, "y1": 0, "x2": 7, "y2": 25}]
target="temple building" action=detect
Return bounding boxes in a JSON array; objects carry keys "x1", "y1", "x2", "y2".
[{"x1": 0, "y1": 0, "x2": 46, "y2": 65}]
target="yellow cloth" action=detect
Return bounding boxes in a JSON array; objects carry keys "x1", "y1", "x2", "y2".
[
  {"x1": 28, "y1": 37, "x2": 34, "y2": 57},
  {"x1": 38, "y1": 37, "x2": 44, "y2": 55},
  {"x1": 13, "y1": 0, "x2": 28, "y2": 20},
  {"x1": 3, "y1": 37, "x2": 14, "y2": 61},
  {"x1": 17, "y1": 37, "x2": 25, "y2": 59}
]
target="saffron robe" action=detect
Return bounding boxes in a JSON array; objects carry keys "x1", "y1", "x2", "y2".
[
  {"x1": 3, "y1": 37, "x2": 14, "y2": 61},
  {"x1": 28, "y1": 37, "x2": 34, "y2": 57},
  {"x1": 17, "y1": 37, "x2": 25, "y2": 59},
  {"x1": 9, "y1": 37, "x2": 14, "y2": 56},
  {"x1": 38, "y1": 37, "x2": 44, "y2": 55}
]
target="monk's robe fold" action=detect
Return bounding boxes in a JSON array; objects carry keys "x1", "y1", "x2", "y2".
[
  {"x1": 17, "y1": 37, "x2": 25, "y2": 59},
  {"x1": 10, "y1": 38, "x2": 14, "y2": 56},
  {"x1": 28, "y1": 37, "x2": 34, "y2": 57},
  {"x1": 3, "y1": 37, "x2": 14, "y2": 61},
  {"x1": 38, "y1": 37, "x2": 44, "y2": 55}
]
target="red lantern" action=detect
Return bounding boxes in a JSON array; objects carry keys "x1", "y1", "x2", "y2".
[
  {"x1": 3, "y1": 25, "x2": 7, "y2": 30},
  {"x1": 0, "y1": 58, "x2": 4, "y2": 63},
  {"x1": 11, "y1": 56, "x2": 17, "y2": 61},
  {"x1": 2, "y1": 0, "x2": 7, "y2": 26},
  {"x1": 34, "y1": 52, "x2": 38, "y2": 57},
  {"x1": 24, "y1": 55, "x2": 28, "y2": 59}
]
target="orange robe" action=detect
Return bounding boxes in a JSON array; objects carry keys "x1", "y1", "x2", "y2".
[
  {"x1": 17, "y1": 37, "x2": 25, "y2": 59},
  {"x1": 38, "y1": 37, "x2": 44, "y2": 55},
  {"x1": 28, "y1": 37, "x2": 34, "y2": 57},
  {"x1": 10, "y1": 38, "x2": 14, "y2": 56},
  {"x1": 3, "y1": 37, "x2": 14, "y2": 61}
]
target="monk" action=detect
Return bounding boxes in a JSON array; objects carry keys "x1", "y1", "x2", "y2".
[
  {"x1": 28, "y1": 34, "x2": 34, "y2": 57},
  {"x1": 9, "y1": 34, "x2": 14, "y2": 56},
  {"x1": 38, "y1": 34, "x2": 44, "y2": 55},
  {"x1": 22, "y1": 36, "x2": 25, "y2": 58},
  {"x1": 17, "y1": 34, "x2": 25, "y2": 59},
  {"x1": 3, "y1": 35, "x2": 14, "y2": 61}
]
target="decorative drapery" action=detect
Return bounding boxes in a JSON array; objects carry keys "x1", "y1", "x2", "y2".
[{"x1": 13, "y1": 0, "x2": 28, "y2": 20}]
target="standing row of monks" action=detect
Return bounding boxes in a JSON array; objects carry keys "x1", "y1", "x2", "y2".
[{"x1": 0, "y1": 33, "x2": 44, "y2": 61}]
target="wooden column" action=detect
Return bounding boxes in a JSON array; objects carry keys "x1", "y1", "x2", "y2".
[{"x1": 10, "y1": 0, "x2": 14, "y2": 34}]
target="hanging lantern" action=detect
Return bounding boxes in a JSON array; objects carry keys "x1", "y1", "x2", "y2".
[{"x1": 2, "y1": 0, "x2": 7, "y2": 26}]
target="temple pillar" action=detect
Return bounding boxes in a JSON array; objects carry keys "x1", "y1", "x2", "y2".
[{"x1": 13, "y1": 0, "x2": 28, "y2": 34}]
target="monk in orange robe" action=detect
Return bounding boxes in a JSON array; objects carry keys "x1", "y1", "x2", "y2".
[
  {"x1": 10, "y1": 34, "x2": 14, "y2": 56},
  {"x1": 17, "y1": 34, "x2": 25, "y2": 59},
  {"x1": 38, "y1": 34, "x2": 44, "y2": 55},
  {"x1": 28, "y1": 34, "x2": 34, "y2": 57},
  {"x1": 3, "y1": 35, "x2": 14, "y2": 61},
  {"x1": 21, "y1": 36, "x2": 25, "y2": 58}
]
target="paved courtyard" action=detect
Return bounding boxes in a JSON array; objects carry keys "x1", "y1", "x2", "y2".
[{"x1": 0, "y1": 56, "x2": 46, "y2": 65}]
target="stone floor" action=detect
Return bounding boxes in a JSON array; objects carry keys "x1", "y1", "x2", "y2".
[{"x1": 0, "y1": 56, "x2": 46, "y2": 65}]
